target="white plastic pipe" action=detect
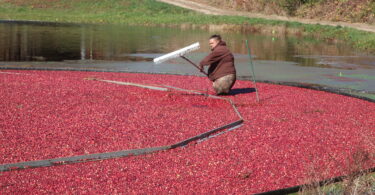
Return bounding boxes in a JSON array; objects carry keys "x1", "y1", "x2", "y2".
[{"x1": 153, "y1": 42, "x2": 200, "y2": 64}]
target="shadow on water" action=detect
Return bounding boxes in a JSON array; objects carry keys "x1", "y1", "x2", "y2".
[{"x1": 0, "y1": 21, "x2": 374, "y2": 99}]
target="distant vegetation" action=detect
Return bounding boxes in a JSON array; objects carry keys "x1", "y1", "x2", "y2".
[
  {"x1": 0, "y1": 0, "x2": 374, "y2": 53},
  {"x1": 193, "y1": 0, "x2": 375, "y2": 24}
]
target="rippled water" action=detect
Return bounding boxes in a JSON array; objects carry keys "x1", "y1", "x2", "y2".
[{"x1": 0, "y1": 21, "x2": 374, "y2": 98}]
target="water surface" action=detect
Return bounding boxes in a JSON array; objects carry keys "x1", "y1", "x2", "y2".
[{"x1": 0, "y1": 21, "x2": 374, "y2": 98}]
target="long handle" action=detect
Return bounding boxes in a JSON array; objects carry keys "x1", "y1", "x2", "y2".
[
  {"x1": 180, "y1": 56, "x2": 208, "y2": 76},
  {"x1": 245, "y1": 40, "x2": 260, "y2": 102}
]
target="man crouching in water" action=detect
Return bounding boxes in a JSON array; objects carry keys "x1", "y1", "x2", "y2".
[{"x1": 199, "y1": 35, "x2": 236, "y2": 95}]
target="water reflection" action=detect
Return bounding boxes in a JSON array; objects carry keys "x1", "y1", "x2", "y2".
[
  {"x1": 0, "y1": 21, "x2": 374, "y2": 95},
  {"x1": 2, "y1": 22, "x2": 370, "y2": 64}
]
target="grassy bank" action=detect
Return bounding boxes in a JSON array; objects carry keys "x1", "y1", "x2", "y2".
[
  {"x1": 295, "y1": 172, "x2": 375, "y2": 195},
  {"x1": 1, "y1": 0, "x2": 375, "y2": 53},
  {"x1": 191, "y1": 0, "x2": 375, "y2": 24}
]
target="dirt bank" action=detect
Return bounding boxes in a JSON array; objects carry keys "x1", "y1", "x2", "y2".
[{"x1": 158, "y1": 0, "x2": 375, "y2": 33}]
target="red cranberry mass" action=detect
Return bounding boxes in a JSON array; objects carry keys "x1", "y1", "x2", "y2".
[{"x1": 0, "y1": 70, "x2": 373, "y2": 194}]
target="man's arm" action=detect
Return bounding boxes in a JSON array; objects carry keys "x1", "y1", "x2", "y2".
[{"x1": 199, "y1": 48, "x2": 226, "y2": 67}]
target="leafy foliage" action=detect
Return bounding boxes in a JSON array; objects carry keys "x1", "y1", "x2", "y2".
[{"x1": 272, "y1": 0, "x2": 321, "y2": 15}]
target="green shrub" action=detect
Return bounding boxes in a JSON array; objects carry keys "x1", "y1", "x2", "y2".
[{"x1": 274, "y1": 0, "x2": 322, "y2": 15}]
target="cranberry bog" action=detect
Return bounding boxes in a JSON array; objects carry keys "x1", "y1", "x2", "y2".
[{"x1": 0, "y1": 70, "x2": 374, "y2": 194}]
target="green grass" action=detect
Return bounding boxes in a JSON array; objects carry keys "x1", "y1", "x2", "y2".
[
  {"x1": 0, "y1": 0, "x2": 294, "y2": 25},
  {"x1": 291, "y1": 172, "x2": 375, "y2": 195},
  {"x1": 0, "y1": 0, "x2": 375, "y2": 53}
]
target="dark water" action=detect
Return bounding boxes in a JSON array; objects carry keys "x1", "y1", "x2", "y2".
[{"x1": 0, "y1": 21, "x2": 374, "y2": 98}]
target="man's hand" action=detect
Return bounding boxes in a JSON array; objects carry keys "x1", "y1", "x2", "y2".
[{"x1": 199, "y1": 64, "x2": 204, "y2": 72}]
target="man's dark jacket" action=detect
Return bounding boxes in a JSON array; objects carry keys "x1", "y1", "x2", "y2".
[{"x1": 199, "y1": 41, "x2": 236, "y2": 81}]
